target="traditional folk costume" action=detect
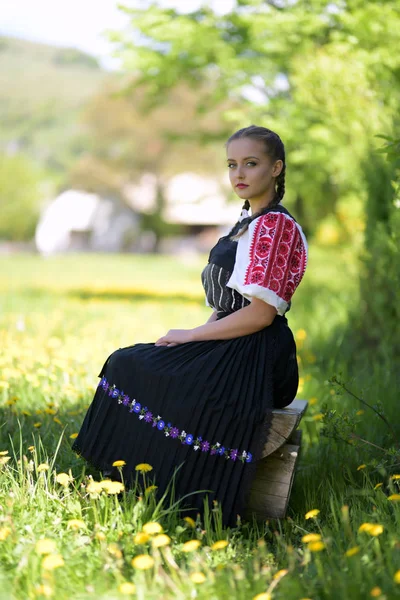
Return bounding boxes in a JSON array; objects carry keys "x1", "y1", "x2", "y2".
[{"x1": 73, "y1": 205, "x2": 308, "y2": 525}]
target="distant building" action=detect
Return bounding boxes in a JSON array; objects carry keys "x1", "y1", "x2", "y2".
[{"x1": 35, "y1": 190, "x2": 138, "y2": 255}]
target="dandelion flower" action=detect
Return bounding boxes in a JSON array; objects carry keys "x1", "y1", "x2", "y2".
[
  {"x1": 309, "y1": 397, "x2": 318, "y2": 405},
  {"x1": 35, "y1": 539, "x2": 57, "y2": 555},
  {"x1": 357, "y1": 464, "x2": 366, "y2": 471},
  {"x1": 95, "y1": 532, "x2": 106, "y2": 541},
  {"x1": 305, "y1": 509, "x2": 320, "y2": 520},
  {"x1": 118, "y1": 582, "x2": 136, "y2": 595},
  {"x1": 100, "y1": 480, "x2": 124, "y2": 494},
  {"x1": 301, "y1": 533, "x2": 321, "y2": 543},
  {"x1": 394, "y1": 570, "x2": 400, "y2": 584},
  {"x1": 69, "y1": 433, "x2": 78, "y2": 439},
  {"x1": 87, "y1": 481, "x2": 103, "y2": 496},
  {"x1": 295, "y1": 329, "x2": 307, "y2": 341},
  {"x1": 253, "y1": 594, "x2": 272, "y2": 600},
  {"x1": 358, "y1": 523, "x2": 384, "y2": 536},
  {"x1": 55, "y1": 473, "x2": 71, "y2": 487},
  {"x1": 134, "y1": 532, "x2": 150, "y2": 545},
  {"x1": 312, "y1": 413, "x2": 324, "y2": 421},
  {"x1": 42, "y1": 553, "x2": 65, "y2": 570},
  {"x1": 142, "y1": 522, "x2": 163, "y2": 535},
  {"x1": 0, "y1": 527, "x2": 12, "y2": 541},
  {"x1": 112, "y1": 460, "x2": 126, "y2": 467},
  {"x1": 370, "y1": 587, "x2": 382, "y2": 597},
  {"x1": 190, "y1": 572, "x2": 206, "y2": 584},
  {"x1": 308, "y1": 541, "x2": 325, "y2": 552},
  {"x1": 273, "y1": 569, "x2": 288, "y2": 580},
  {"x1": 131, "y1": 554, "x2": 154, "y2": 570},
  {"x1": 182, "y1": 539, "x2": 201, "y2": 552},
  {"x1": 135, "y1": 463, "x2": 153, "y2": 473},
  {"x1": 0, "y1": 451, "x2": 9, "y2": 456},
  {"x1": 374, "y1": 483, "x2": 383, "y2": 490},
  {"x1": 37, "y1": 463, "x2": 49, "y2": 472},
  {"x1": 35, "y1": 585, "x2": 53, "y2": 598},
  {"x1": 152, "y1": 534, "x2": 171, "y2": 548},
  {"x1": 34, "y1": 423, "x2": 42, "y2": 428},
  {"x1": 145, "y1": 485, "x2": 158, "y2": 493},
  {"x1": 211, "y1": 540, "x2": 229, "y2": 551},
  {"x1": 67, "y1": 519, "x2": 86, "y2": 531},
  {"x1": 184, "y1": 516, "x2": 196, "y2": 528},
  {"x1": 388, "y1": 494, "x2": 400, "y2": 502},
  {"x1": 391, "y1": 474, "x2": 400, "y2": 481},
  {"x1": 345, "y1": 546, "x2": 360, "y2": 557},
  {"x1": 107, "y1": 543, "x2": 122, "y2": 558},
  {"x1": 0, "y1": 456, "x2": 11, "y2": 466},
  {"x1": 28, "y1": 446, "x2": 35, "y2": 452}
]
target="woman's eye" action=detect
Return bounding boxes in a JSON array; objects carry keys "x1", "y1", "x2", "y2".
[
  {"x1": 227, "y1": 164, "x2": 235, "y2": 169},
  {"x1": 247, "y1": 161, "x2": 257, "y2": 167}
]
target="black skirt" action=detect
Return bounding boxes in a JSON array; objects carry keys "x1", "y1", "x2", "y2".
[{"x1": 72, "y1": 313, "x2": 298, "y2": 526}]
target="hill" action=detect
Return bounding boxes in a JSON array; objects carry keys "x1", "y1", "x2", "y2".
[{"x1": 0, "y1": 36, "x2": 111, "y2": 170}]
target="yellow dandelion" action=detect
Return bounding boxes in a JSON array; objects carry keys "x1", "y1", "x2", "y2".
[
  {"x1": 394, "y1": 570, "x2": 400, "y2": 584},
  {"x1": 388, "y1": 494, "x2": 400, "y2": 502},
  {"x1": 55, "y1": 473, "x2": 71, "y2": 487},
  {"x1": 356, "y1": 410, "x2": 364, "y2": 416},
  {"x1": 95, "y1": 532, "x2": 106, "y2": 541},
  {"x1": 0, "y1": 527, "x2": 12, "y2": 541},
  {"x1": 86, "y1": 481, "x2": 103, "y2": 496},
  {"x1": 35, "y1": 585, "x2": 53, "y2": 598},
  {"x1": 152, "y1": 534, "x2": 171, "y2": 548},
  {"x1": 295, "y1": 329, "x2": 307, "y2": 341},
  {"x1": 134, "y1": 532, "x2": 150, "y2": 545},
  {"x1": 357, "y1": 464, "x2": 366, "y2": 471},
  {"x1": 67, "y1": 519, "x2": 86, "y2": 531},
  {"x1": 309, "y1": 397, "x2": 318, "y2": 405},
  {"x1": 312, "y1": 413, "x2": 324, "y2": 421},
  {"x1": 53, "y1": 418, "x2": 62, "y2": 425},
  {"x1": 107, "y1": 543, "x2": 122, "y2": 558},
  {"x1": 305, "y1": 509, "x2": 320, "y2": 520},
  {"x1": 0, "y1": 451, "x2": 9, "y2": 456},
  {"x1": 131, "y1": 554, "x2": 154, "y2": 570},
  {"x1": 135, "y1": 463, "x2": 153, "y2": 473},
  {"x1": 42, "y1": 553, "x2": 64, "y2": 570},
  {"x1": 182, "y1": 539, "x2": 201, "y2": 552},
  {"x1": 273, "y1": 569, "x2": 288, "y2": 580},
  {"x1": 253, "y1": 594, "x2": 271, "y2": 600},
  {"x1": 100, "y1": 480, "x2": 124, "y2": 494},
  {"x1": 118, "y1": 582, "x2": 136, "y2": 595},
  {"x1": 35, "y1": 539, "x2": 57, "y2": 555},
  {"x1": 34, "y1": 423, "x2": 42, "y2": 428},
  {"x1": 112, "y1": 460, "x2": 126, "y2": 467},
  {"x1": 301, "y1": 533, "x2": 321, "y2": 543},
  {"x1": 0, "y1": 456, "x2": 11, "y2": 466},
  {"x1": 184, "y1": 516, "x2": 196, "y2": 528},
  {"x1": 69, "y1": 433, "x2": 78, "y2": 439},
  {"x1": 190, "y1": 572, "x2": 206, "y2": 584},
  {"x1": 345, "y1": 546, "x2": 360, "y2": 557},
  {"x1": 37, "y1": 463, "x2": 49, "y2": 472},
  {"x1": 0, "y1": 381, "x2": 10, "y2": 390},
  {"x1": 145, "y1": 485, "x2": 158, "y2": 493},
  {"x1": 211, "y1": 540, "x2": 229, "y2": 551},
  {"x1": 391, "y1": 474, "x2": 400, "y2": 481},
  {"x1": 370, "y1": 587, "x2": 382, "y2": 598},
  {"x1": 142, "y1": 522, "x2": 163, "y2": 535},
  {"x1": 358, "y1": 523, "x2": 384, "y2": 536},
  {"x1": 374, "y1": 483, "x2": 383, "y2": 490},
  {"x1": 308, "y1": 541, "x2": 325, "y2": 552}
]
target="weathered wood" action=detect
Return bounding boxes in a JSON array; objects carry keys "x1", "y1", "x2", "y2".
[
  {"x1": 261, "y1": 399, "x2": 308, "y2": 459},
  {"x1": 246, "y1": 442, "x2": 300, "y2": 520}
]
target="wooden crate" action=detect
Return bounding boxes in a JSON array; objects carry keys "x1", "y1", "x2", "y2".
[{"x1": 246, "y1": 399, "x2": 308, "y2": 520}]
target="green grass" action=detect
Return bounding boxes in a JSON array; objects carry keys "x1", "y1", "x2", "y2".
[{"x1": 1, "y1": 246, "x2": 399, "y2": 600}]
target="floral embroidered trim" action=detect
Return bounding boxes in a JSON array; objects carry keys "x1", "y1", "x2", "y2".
[{"x1": 98, "y1": 376, "x2": 253, "y2": 464}]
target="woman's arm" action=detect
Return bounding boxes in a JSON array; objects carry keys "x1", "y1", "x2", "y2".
[
  {"x1": 206, "y1": 310, "x2": 218, "y2": 324},
  {"x1": 155, "y1": 299, "x2": 276, "y2": 346}
]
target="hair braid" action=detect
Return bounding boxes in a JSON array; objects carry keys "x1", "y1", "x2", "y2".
[{"x1": 226, "y1": 125, "x2": 286, "y2": 240}]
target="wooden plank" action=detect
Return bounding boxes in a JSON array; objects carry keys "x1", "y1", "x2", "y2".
[
  {"x1": 261, "y1": 399, "x2": 308, "y2": 458},
  {"x1": 246, "y1": 442, "x2": 300, "y2": 520}
]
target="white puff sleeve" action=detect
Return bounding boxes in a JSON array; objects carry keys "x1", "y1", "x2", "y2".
[{"x1": 226, "y1": 211, "x2": 308, "y2": 316}]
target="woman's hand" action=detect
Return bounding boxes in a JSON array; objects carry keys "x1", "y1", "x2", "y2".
[{"x1": 154, "y1": 329, "x2": 194, "y2": 347}]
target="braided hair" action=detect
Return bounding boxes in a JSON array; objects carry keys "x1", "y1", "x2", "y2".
[{"x1": 226, "y1": 125, "x2": 286, "y2": 240}]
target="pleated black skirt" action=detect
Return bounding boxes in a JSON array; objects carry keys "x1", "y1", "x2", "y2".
[{"x1": 72, "y1": 314, "x2": 298, "y2": 526}]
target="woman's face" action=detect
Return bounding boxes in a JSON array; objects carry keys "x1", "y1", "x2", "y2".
[{"x1": 226, "y1": 137, "x2": 282, "y2": 204}]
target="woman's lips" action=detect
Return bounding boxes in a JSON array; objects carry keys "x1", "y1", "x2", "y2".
[{"x1": 236, "y1": 184, "x2": 249, "y2": 189}]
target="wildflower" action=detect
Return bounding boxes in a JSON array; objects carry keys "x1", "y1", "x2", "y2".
[
  {"x1": 42, "y1": 554, "x2": 65, "y2": 570},
  {"x1": 142, "y1": 522, "x2": 163, "y2": 535},
  {"x1": 100, "y1": 480, "x2": 124, "y2": 494},
  {"x1": 253, "y1": 594, "x2": 272, "y2": 600},
  {"x1": 112, "y1": 460, "x2": 126, "y2": 467},
  {"x1": 0, "y1": 527, "x2": 12, "y2": 541},
  {"x1": 388, "y1": 494, "x2": 400, "y2": 502},
  {"x1": 131, "y1": 554, "x2": 154, "y2": 570},
  {"x1": 295, "y1": 329, "x2": 307, "y2": 341},
  {"x1": 182, "y1": 539, "x2": 201, "y2": 552},
  {"x1": 312, "y1": 413, "x2": 324, "y2": 421},
  {"x1": 87, "y1": 481, "x2": 103, "y2": 496},
  {"x1": 301, "y1": 533, "x2": 321, "y2": 543},
  {"x1": 0, "y1": 451, "x2": 9, "y2": 456},
  {"x1": 358, "y1": 523, "x2": 384, "y2": 536},
  {"x1": 67, "y1": 519, "x2": 86, "y2": 531},
  {"x1": 184, "y1": 516, "x2": 196, "y2": 528},
  {"x1": 345, "y1": 546, "x2": 360, "y2": 557},
  {"x1": 135, "y1": 463, "x2": 153, "y2": 473},
  {"x1": 308, "y1": 541, "x2": 325, "y2": 552},
  {"x1": 145, "y1": 485, "x2": 158, "y2": 493},
  {"x1": 394, "y1": 570, "x2": 400, "y2": 584},
  {"x1": 190, "y1": 572, "x2": 206, "y2": 584},
  {"x1": 55, "y1": 473, "x2": 71, "y2": 487},
  {"x1": 35, "y1": 585, "x2": 53, "y2": 598},
  {"x1": 152, "y1": 534, "x2": 171, "y2": 548},
  {"x1": 357, "y1": 464, "x2": 366, "y2": 471},
  {"x1": 374, "y1": 483, "x2": 383, "y2": 490},
  {"x1": 309, "y1": 397, "x2": 318, "y2": 405},
  {"x1": 305, "y1": 509, "x2": 320, "y2": 520},
  {"x1": 134, "y1": 532, "x2": 150, "y2": 545},
  {"x1": 35, "y1": 539, "x2": 57, "y2": 555},
  {"x1": 273, "y1": 569, "x2": 288, "y2": 580},
  {"x1": 370, "y1": 587, "x2": 382, "y2": 598},
  {"x1": 107, "y1": 543, "x2": 122, "y2": 558},
  {"x1": 356, "y1": 410, "x2": 364, "y2": 416},
  {"x1": 37, "y1": 463, "x2": 49, "y2": 472},
  {"x1": 28, "y1": 446, "x2": 35, "y2": 452},
  {"x1": 391, "y1": 475, "x2": 400, "y2": 481},
  {"x1": 118, "y1": 582, "x2": 136, "y2": 595},
  {"x1": 95, "y1": 532, "x2": 106, "y2": 541},
  {"x1": 53, "y1": 418, "x2": 62, "y2": 425},
  {"x1": 211, "y1": 540, "x2": 229, "y2": 551},
  {"x1": 0, "y1": 456, "x2": 11, "y2": 466},
  {"x1": 69, "y1": 433, "x2": 78, "y2": 439},
  {"x1": 34, "y1": 423, "x2": 42, "y2": 428}
]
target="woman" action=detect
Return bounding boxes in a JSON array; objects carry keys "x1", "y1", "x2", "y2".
[{"x1": 72, "y1": 125, "x2": 308, "y2": 526}]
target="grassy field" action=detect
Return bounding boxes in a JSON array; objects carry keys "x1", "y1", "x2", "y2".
[{"x1": 0, "y1": 246, "x2": 399, "y2": 600}]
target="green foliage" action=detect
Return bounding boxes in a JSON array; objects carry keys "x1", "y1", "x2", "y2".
[{"x1": 0, "y1": 153, "x2": 47, "y2": 241}]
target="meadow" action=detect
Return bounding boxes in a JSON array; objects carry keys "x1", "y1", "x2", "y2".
[{"x1": 0, "y1": 247, "x2": 399, "y2": 600}]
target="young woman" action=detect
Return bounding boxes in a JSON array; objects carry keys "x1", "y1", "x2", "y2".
[{"x1": 72, "y1": 125, "x2": 308, "y2": 526}]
